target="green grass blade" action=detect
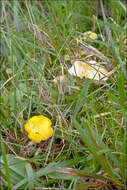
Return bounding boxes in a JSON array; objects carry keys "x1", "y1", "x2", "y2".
[
  {"x1": 116, "y1": 1, "x2": 127, "y2": 12},
  {"x1": 72, "y1": 118, "x2": 123, "y2": 187},
  {"x1": 14, "y1": 160, "x2": 75, "y2": 189},
  {"x1": 73, "y1": 79, "x2": 91, "y2": 118},
  {"x1": 25, "y1": 163, "x2": 35, "y2": 190},
  {"x1": 1, "y1": 141, "x2": 12, "y2": 190},
  {"x1": 117, "y1": 73, "x2": 126, "y2": 110},
  {"x1": 100, "y1": 0, "x2": 126, "y2": 76},
  {"x1": 121, "y1": 111, "x2": 127, "y2": 181}
]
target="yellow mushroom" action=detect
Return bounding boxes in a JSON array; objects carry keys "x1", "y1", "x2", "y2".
[
  {"x1": 88, "y1": 32, "x2": 98, "y2": 39},
  {"x1": 78, "y1": 31, "x2": 98, "y2": 42},
  {"x1": 24, "y1": 115, "x2": 53, "y2": 143}
]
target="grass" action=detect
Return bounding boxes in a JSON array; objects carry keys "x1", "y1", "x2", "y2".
[{"x1": 0, "y1": 0, "x2": 127, "y2": 189}]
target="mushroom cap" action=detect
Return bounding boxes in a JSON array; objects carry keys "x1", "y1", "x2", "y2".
[
  {"x1": 68, "y1": 61, "x2": 108, "y2": 81},
  {"x1": 24, "y1": 115, "x2": 53, "y2": 143}
]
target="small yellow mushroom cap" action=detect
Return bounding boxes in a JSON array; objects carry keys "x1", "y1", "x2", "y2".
[
  {"x1": 24, "y1": 115, "x2": 53, "y2": 143},
  {"x1": 88, "y1": 32, "x2": 97, "y2": 39},
  {"x1": 78, "y1": 31, "x2": 98, "y2": 42}
]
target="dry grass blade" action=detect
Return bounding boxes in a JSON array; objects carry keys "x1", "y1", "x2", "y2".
[
  {"x1": 81, "y1": 44, "x2": 110, "y2": 63},
  {"x1": 56, "y1": 167, "x2": 112, "y2": 182},
  {"x1": 93, "y1": 112, "x2": 111, "y2": 118}
]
